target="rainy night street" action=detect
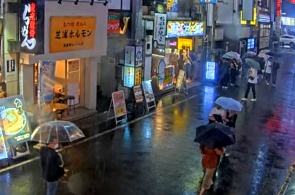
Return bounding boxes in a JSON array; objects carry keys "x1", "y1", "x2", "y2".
[{"x1": 1, "y1": 52, "x2": 295, "y2": 195}]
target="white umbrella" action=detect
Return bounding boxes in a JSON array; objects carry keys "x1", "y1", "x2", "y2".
[{"x1": 31, "y1": 120, "x2": 85, "y2": 143}]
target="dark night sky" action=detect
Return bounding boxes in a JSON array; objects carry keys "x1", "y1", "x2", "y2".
[{"x1": 282, "y1": 0, "x2": 295, "y2": 18}]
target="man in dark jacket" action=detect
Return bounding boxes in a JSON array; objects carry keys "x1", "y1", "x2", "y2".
[{"x1": 40, "y1": 137, "x2": 64, "y2": 195}]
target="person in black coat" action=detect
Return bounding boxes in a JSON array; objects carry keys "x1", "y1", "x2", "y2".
[{"x1": 40, "y1": 136, "x2": 64, "y2": 195}]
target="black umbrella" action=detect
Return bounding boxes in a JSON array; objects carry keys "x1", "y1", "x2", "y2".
[
  {"x1": 194, "y1": 123, "x2": 236, "y2": 149},
  {"x1": 265, "y1": 51, "x2": 282, "y2": 58}
]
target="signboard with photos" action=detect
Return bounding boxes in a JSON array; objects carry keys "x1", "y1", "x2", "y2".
[
  {"x1": 142, "y1": 81, "x2": 156, "y2": 111},
  {"x1": 107, "y1": 90, "x2": 128, "y2": 125},
  {"x1": 166, "y1": 21, "x2": 204, "y2": 38},
  {"x1": 0, "y1": 95, "x2": 31, "y2": 146},
  {"x1": 133, "y1": 85, "x2": 144, "y2": 103},
  {"x1": 20, "y1": 0, "x2": 45, "y2": 54},
  {"x1": 50, "y1": 16, "x2": 96, "y2": 53}
]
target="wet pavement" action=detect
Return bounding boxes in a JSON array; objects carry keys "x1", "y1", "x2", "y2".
[{"x1": 1, "y1": 52, "x2": 295, "y2": 195}]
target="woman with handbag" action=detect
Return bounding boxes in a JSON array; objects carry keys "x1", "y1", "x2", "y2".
[{"x1": 242, "y1": 67, "x2": 258, "y2": 102}]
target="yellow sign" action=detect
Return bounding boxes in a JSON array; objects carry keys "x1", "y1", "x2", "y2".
[
  {"x1": 49, "y1": 16, "x2": 96, "y2": 53},
  {"x1": 240, "y1": 8, "x2": 257, "y2": 26}
]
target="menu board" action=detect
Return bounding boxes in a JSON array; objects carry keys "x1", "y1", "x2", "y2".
[
  {"x1": 176, "y1": 70, "x2": 185, "y2": 89},
  {"x1": 0, "y1": 95, "x2": 31, "y2": 145},
  {"x1": 112, "y1": 91, "x2": 127, "y2": 117},
  {"x1": 142, "y1": 80, "x2": 155, "y2": 103},
  {"x1": 133, "y1": 85, "x2": 144, "y2": 103},
  {"x1": 166, "y1": 21, "x2": 204, "y2": 38},
  {"x1": 135, "y1": 67, "x2": 142, "y2": 86},
  {"x1": 124, "y1": 66, "x2": 135, "y2": 88},
  {"x1": 0, "y1": 128, "x2": 8, "y2": 160},
  {"x1": 205, "y1": 61, "x2": 216, "y2": 80}
]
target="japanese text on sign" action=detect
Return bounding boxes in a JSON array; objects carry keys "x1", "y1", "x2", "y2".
[
  {"x1": 21, "y1": 2, "x2": 37, "y2": 50},
  {"x1": 154, "y1": 13, "x2": 166, "y2": 45},
  {"x1": 50, "y1": 16, "x2": 96, "y2": 53}
]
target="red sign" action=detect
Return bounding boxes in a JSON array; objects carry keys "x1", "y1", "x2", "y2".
[
  {"x1": 276, "y1": 0, "x2": 282, "y2": 16},
  {"x1": 107, "y1": 12, "x2": 120, "y2": 34},
  {"x1": 29, "y1": 2, "x2": 36, "y2": 38}
]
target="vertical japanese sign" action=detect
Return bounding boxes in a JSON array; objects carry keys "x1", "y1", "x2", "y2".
[
  {"x1": 39, "y1": 61, "x2": 56, "y2": 102},
  {"x1": 108, "y1": 12, "x2": 120, "y2": 34},
  {"x1": 154, "y1": 13, "x2": 167, "y2": 46},
  {"x1": 112, "y1": 90, "x2": 127, "y2": 117},
  {"x1": 135, "y1": 67, "x2": 142, "y2": 85},
  {"x1": 276, "y1": 0, "x2": 282, "y2": 36},
  {"x1": 50, "y1": 17, "x2": 96, "y2": 53},
  {"x1": 124, "y1": 46, "x2": 135, "y2": 67},
  {"x1": 20, "y1": 0, "x2": 45, "y2": 54}
]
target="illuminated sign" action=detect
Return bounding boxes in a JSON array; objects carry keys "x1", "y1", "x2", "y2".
[
  {"x1": 258, "y1": 14, "x2": 271, "y2": 23},
  {"x1": 0, "y1": 128, "x2": 8, "y2": 160},
  {"x1": 167, "y1": 0, "x2": 178, "y2": 12},
  {"x1": 200, "y1": 0, "x2": 216, "y2": 3},
  {"x1": 276, "y1": 0, "x2": 282, "y2": 17},
  {"x1": 281, "y1": 16, "x2": 295, "y2": 26},
  {"x1": 20, "y1": 0, "x2": 44, "y2": 54},
  {"x1": 167, "y1": 21, "x2": 204, "y2": 38},
  {"x1": 0, "y1": 95, "x2": 31, "y2": 145},
  {"x1": 50, "y1": 17, "x2": 96, "y2": 53},
  {"x1": 108, "y1": 12, "x2": 120, "y2": 34},
  {"x1": 124, "y1": 66, "x2": 135, "y2": 88},
  {"x1": 205, "y1": 61, "x2": 216, "y2": 80}
]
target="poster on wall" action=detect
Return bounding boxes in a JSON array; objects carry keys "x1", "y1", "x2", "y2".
[
  {"x1": 49, "y1": 16, "x2": 96, "y2": 53},
  {"x1": 39, "y1": 60, "x2": 56, "y2": 102},
  {"x1": 20, "y1": 0, "x2": 45, "y2": 54},
  {"x1": 125, "y1": 46, "x2": 135, "y2": 67},
  {"x1": 112, "y1": 90, "x2": 127, "y2": 117},
  {"x1": 154, "y1": 13, "x2": 167, "y2": 46},
  {"x1": 135, "y1": 46, "x2": 143, "y2": 67},
  {"x1": 0, "y1": 95, "x2": 31, "y2": 145},
  {"x1": 123, "y1": 66, "x2": 135, "y2": 88},
  {"x1": 166, "y1": 21, "x2": 204, "y2": 38},
  {"x1": 67, "y1": 59, "x2": 80, "y2": 83}
]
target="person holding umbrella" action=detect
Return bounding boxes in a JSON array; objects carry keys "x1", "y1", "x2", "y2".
[
  {"x1": 242, "y1": 58, "x2": 260, "y2": 102},
  {"x1": 264, "y1": 57, "x2": 273, "y2": 85},
  {"x1": 272, "y1": 58, "x2": 280, "y2": 87}
]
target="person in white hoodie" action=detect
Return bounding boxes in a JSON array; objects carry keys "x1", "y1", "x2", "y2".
[
  {"x1": 242, "y1": 67, "x2": 258, "y2": 102},
  {"x1": 264, "y1": 57, "x2": 273, "y2": 85}
]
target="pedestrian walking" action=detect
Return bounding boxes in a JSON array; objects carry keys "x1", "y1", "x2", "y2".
[
  {"x1": 40, "y1": 136, "x2": 65, "y2": 195},
  {"x1": 208, "y1": 105, "x2": 226, "y2": 124},
  {"x1": 272, "y1": 58, "x2": 280, "y2": 87},
  {"x1": 264, "y1": 57, "x2": 273, "y2": 85},
  {"x1": 219, "y1": 59, "x2": 230, "y2": 89},
  {"x1": 229, "y1": 60, "x2": 239, "y2": 86},
  {"x1": 223, "y1": 110, "x2": 238, "y2": 156},
  {"x1": 242, "y1": 67, "x2": 258, "y2": 102},
  {"x1": 199, "y1": 145, "x2": 224, "y2": 195}
]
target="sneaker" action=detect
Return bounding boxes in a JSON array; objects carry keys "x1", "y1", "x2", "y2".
[
  {"x1": 251, "y1": 98, "x2": 257, "y2": 102},
  {"x1": 230, "y1": 83, "x2": 235, "y2": 86},
  {"x1": 266, "y1": 81, "x2": 269, "y2": 85},
  {"x1": 241, "y1": 98, "x2": 247, "y2": 101},
  {"x1": 272, "y1": 84, "x2": 276, "y2": 87},
  {"x1": 225, "y1": 152, "x2": 230, "y2": 157},
  {"x1": 224, "y1": 86, "x2": 228, "y2": 89}
]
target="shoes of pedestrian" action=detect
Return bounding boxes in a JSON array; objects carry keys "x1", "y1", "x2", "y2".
[
  {"x1": 225, "y1": 152, "x2": 230, "y2": 157},
  {"x1": 241, "y1": 98, "x2": 247, "y2": 101},
  {"x1": 251, "y1": 98, "x2": 257, "y2": 102},
  {"x1": 224, "y1": 86, "x2": 228, "y2": 89},
  {"x1": 230, "y1": 83, "x2": 235, "y2": 86},
  {"x1": 266, "y1": 82, "x2": 269, "y2": 85},
  {"x1": 272, "y1": 84, "x2": 276, "y2": 87}
]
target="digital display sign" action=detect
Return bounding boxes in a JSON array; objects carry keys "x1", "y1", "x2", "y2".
[
  {"x1": 166, "y1": 21, "x2": 204, "y2": 38},
  {"x1": 247, "y1": 38, "x2": 255, "y2": 50},
  {"x1": 205, "y1": 61, "x2": 216, "y2": 80},
  {"x1": 0, "y1": 95, "x2": 31, "y2": 145},
  {"x1": 200, "y1": 0, "x2": 216, "y2": 3}
]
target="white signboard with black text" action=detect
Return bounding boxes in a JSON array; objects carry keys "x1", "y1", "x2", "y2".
[{"x1": 154, "y1": 13, "x2": 167, "y2": 46}]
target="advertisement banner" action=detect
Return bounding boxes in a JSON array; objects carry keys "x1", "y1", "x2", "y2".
[
  {"x1": 166, "y1": 21, "x2": 204, "y2": 38},
  {"x1": 39, "y1": 61, "x2": 56, "y2": 102},
  {"x1": 125, "y1": 46, "x2": 135, "y2": 67},
  {"x1": 112, "y1": 90, "x2": 127, "y2": 117},
  {"x1": 20, "y1": 0, "x2": 45, "y2": 54},
  {"x1": 154, "y1": 13, "x2": 167, "y2": 45},
  {"x1": 50, "y1": 16, "x2": 96, "y2": 53},
  {"x1": 0, "y1": 95, "x2": 31, "y2": 145},
  {"x1": 142, "y1": 80, "x2": 155, "y2": 103},
  {"x1": 205, "y1": 61, "x2": 216, "y2": 80},
  {"x1": 108, "y1": 12, "x2": 120, "y2": 34},
  {"x1": 123, "y1": 66, "x2": 135, "y2": 88}
]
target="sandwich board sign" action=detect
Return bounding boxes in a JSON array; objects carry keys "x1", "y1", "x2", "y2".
[
  {"x1": 142, "y1": 80, "x2": 156, "y2": 111},
  {"x1": 107, "y1": 90, "x2": 128, "y2": 125},
  {"x1": 175, "y1": 70, "x2": 188, "y2": 95}
]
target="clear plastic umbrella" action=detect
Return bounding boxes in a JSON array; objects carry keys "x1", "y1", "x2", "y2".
[
  {"x1": 223, "y1": 51, "x2": 241, "y2": 61},
  {"x1": 215, "y1": 97, "x2": 243, "y2": 112},
  {"x1": 31, "y1": 120, "x2": 85, "y2": 143}
]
